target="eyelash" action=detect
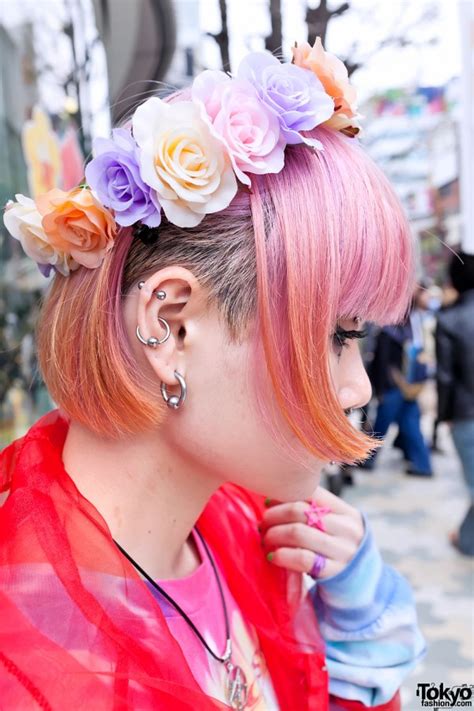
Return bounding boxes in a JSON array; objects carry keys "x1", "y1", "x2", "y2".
[{"x1": 332, "y1": 327, "x2": 368, "y2": 358}]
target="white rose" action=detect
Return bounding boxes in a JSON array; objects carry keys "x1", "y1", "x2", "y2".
[
  {"x1": 3, "y1": 194, "x2": 76, "y2": 276},
  {"x1": 132, "y1": 97, "x2": 238, "y2": 228}
]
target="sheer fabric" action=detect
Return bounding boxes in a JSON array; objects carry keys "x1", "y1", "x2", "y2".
[{"x1": 0, "y1": 410, "x2": 328, "y2": 710}]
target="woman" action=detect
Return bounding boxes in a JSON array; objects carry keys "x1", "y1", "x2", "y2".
[{"x1": 0, "y1": 41, "x2": 425, "y2": 709}]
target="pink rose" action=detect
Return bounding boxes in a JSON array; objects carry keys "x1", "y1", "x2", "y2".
[{"x1": 192, "y1": 70, "x2": 285, "y2": 186}]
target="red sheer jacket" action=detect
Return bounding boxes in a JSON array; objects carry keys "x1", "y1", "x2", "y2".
[{"x1": 0, "y1": 410, "x2": 400, "y2": 710}]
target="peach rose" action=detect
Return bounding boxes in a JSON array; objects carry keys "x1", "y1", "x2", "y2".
[
  {"x1": 36, "y1": 187, "x2": 117, "y2": 270},
  {"x1": 292, "y1": 38, "x2": 361, "y2": 135},
  {"x1": 3, "y1": 194, "x2": 78, "y2": 277}
]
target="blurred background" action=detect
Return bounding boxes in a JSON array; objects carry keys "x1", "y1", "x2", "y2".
[{"x1": 0, "y1": 0, "x2": 473, "y2": 706}]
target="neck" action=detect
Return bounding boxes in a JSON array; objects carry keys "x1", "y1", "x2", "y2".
[{"x1": 62, "y1": 420, "x2": 220, "y2": 580}]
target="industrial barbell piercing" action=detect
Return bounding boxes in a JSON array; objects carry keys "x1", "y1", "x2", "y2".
[
  {"x1": 161, "y1": 371, "x2": 187, "y2": 409},
  {"x1": 137, "y1": 280, "x2": 167, "y2": 301},
  {"x1": 135, "y1": 318, "x2": 171, "y2": 348}
]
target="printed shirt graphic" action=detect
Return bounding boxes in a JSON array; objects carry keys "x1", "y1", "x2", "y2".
[{"x1": 142, "y1": 528, "x2": 280, "y2": 710}]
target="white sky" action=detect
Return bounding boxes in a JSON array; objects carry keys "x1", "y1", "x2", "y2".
[
  {"x1": 0, "y1": 0, "x2": 464, "y2": 134},
  {"x1": 200, "y1": 0, "x2": 463, "y2": 102}
]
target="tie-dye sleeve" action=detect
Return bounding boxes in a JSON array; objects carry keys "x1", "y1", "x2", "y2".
[{"x1": 309, "y1": 511, "x2": 427, "y2": 707}]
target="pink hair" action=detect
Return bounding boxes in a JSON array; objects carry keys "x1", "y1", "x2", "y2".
[
  {"x1": 37, "y1": 126, "x2": 414, "y2": 461},
  {"x1": 250, "y1": 127, "x2": 414, "y2": 462}
]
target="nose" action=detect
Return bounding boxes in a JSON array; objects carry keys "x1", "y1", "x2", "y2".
[{"x1": 337, "y1": 341, "x2": 372, "y2": 412}]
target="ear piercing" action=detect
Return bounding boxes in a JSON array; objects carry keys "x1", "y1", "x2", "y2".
[
  {"x1": 135, "y1": 281, "x2": 187, "y2": 409},
  {"x1": 161, "y1": 371, "x2": 187, "y2": 409},
  {"x1": 136, "y1": 280, "x2": 170, "y2": 347},
  {"x1": 137, "y1": 280, "x2": 166, "y2": 300},
  {"x1": 135, "y1": 321, "x2": 170, "y2": 347}
]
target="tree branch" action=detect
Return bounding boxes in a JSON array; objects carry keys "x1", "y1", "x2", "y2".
[
  {"x1": 265, "y1": 0, "x2": 283, "y2": 56},
  {"x1": 207, "y1": 0, "x2": 231, "y2": 71},
  {"x1": 306, "y1": 1, "x2": 350, "y2": 46}
]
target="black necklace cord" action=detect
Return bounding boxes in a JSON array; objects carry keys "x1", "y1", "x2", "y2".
[{"x1": 113, "y1": 525, "x2": 231, "y2": 664}]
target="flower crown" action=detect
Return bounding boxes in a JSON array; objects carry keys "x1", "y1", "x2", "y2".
[{"x1": 3, "y1": 38, "x2": 361, "y2": 278}]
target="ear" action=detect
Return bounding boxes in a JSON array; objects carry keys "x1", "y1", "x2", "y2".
[{"x1": 135, "y1": 267, "x2": 202, "y2": 387}]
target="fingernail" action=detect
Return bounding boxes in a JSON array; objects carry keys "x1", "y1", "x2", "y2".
[
  {"x1": 264, "y1": 497, "x2": 272, "y2": 507},
  {"x1": 266, "y1": 552, "x2": 274, "y2": 562}
]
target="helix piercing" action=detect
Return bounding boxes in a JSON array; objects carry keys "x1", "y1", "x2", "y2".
[{"x1": 137, "y1": 281, "x2": 167, "y2": 300}]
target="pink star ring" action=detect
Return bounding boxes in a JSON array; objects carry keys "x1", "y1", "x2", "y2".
[{"x1": 304, "y1": 500, "x2": 331, "y2": 532}]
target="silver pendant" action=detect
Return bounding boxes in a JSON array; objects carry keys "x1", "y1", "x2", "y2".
[{"x1": 225, "y1": 660, "x2": 248, "y2": 710}]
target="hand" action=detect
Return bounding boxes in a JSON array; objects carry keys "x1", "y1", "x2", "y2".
[
  {"x1": 389, "y1": 367, "x2": 405, "y2": 389},
  {"x1": 259, "y1": 486, "x2": 365, "y2": 580},
  {"x1": 390, "y1": 367, "x2": 424, "y2": 400}
]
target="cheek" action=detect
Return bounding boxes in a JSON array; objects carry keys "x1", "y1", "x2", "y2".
[
  {"x1": 328, "y1": 346, "x2": 341, "y2": 390},
  {"x1": 184, "y1": 344, "x2": 325, "y2": 498}
]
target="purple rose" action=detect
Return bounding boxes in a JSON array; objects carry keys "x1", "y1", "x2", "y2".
[
  {"x1": 237, "y1": 52, "x2": 334, "y2": 149},
  {"x1": 85, "y1": 128, "x2": 161, "y2": 228},
  {"x1": 38, "y1": 262, "x2": 54, "y2": 278}
]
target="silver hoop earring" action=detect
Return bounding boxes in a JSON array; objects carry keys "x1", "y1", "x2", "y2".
[
  {"x1": 136, "y1": 318, "x2": 171, "y2": 348},
  {"x1": 161, "y1": 371, "x2": 187, "y2": 409}
]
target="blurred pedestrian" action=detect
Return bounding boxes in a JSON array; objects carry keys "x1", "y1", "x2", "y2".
[
  {"x1": 435, "y1": 252, "x2": 474, "y2": 557},
  {"x1": 359, "y1": 287, "x2": 433, "y2": 477}
]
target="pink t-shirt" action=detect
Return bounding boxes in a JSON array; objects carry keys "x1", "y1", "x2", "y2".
[{"x1": 144, "y1": 528, "x2": 280, "y2": 710}]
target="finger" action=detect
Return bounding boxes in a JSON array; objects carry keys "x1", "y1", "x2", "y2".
[
  {"x1": 261, "y1": 502, "x2": 362, "y2": 544},
  {"x1": 261, "y1": 501, "x2": 310, "y2": 532},
  {"x1": 306, "y1": 485, "x2": 355, "y2": 515},
  {"x1": 264, "y1": 487, "x2": 354, "y2": 517},
  {"x1": 261, "y1": 501, "x2": 331, "y2": 536},
  {"x1": 266, "y1": 546, "x2": 340, "y2": 579},
  {"x1": 262, "y1": 522, "x2": 355, "y2": 564}
]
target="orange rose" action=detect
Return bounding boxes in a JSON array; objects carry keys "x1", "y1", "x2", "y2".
[
  {"x1": 292, "y1": 38, "x2": 361, "y2": 135},
  {"x1": 36, "y1": 187, "x2": 117, "y2": 270}
]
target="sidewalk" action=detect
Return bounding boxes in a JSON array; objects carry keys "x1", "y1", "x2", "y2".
[{"x1": 342, "y1": 419, "x2": 474, "y2": 708}]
